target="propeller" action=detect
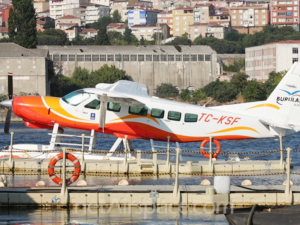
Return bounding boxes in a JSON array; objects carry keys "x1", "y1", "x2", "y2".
[{"x1": 2, "y1": 75, "x2": 13, "y2": 134}]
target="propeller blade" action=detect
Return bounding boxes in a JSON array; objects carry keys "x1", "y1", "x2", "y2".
[
  {"x1": 4, "y1": 108, "x2": 11, "y2": 134},
  {"x1": 8, "y1": 75, "x2": 13, "y2": 99}
]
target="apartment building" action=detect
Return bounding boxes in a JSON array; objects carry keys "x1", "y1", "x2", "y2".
[
  {"x1": 55, "y1": 15, "x2": 81, "y2": 26},
  {"x1": 56, "y1": 22, "x2": 80, "y2": 40},
  {"x1": 209, "y1": 13, "x2": 230, "y2": 27},
  {"x1": 131, "y1": 24, "x2": 163, "y2": 40},
  {"x1": 245, "y1": 40, "x2": 300, "y2": 81},
  {"x1": 34, "y1": 1, "x2": 49, "y2": 13},
  {"x1": 107, "y1": 23, "x2": 128, "y2": 34},
  {"x1": 49, "y1": 0, "x2": 89, "y2": 19},
  {"x1": 157, "y1": 10, "x2": 173, "y2": 35},
  {"x1": 194, "y1": 3, "x2": 215, "y2": 23},
  {"x1": 64, "y1": 7, "x2": 86, "y2": 25},
  {"x1": 270, "y1": 0, "x2": 299, "y2": 27},
  {"x1": 229, "y1": 3, "x2": 269, "y2": 34},
  {"x1": 0, "y1": 27, "x2": 8, "y2": 39},
  {"x1": 80, "y1": 28, "x2": 98, "y2": 38},
  {"x1": 189, "y1": 22, "x2": 228, "y2": 40},
  {"x1": 90, "y1": 0, "x2": 110, "y2": 7},
  {"x1": 128, "y1": 7, "x2": 159, "y2": 28},
  {"x1": 0, "y1": 3, "x2": 12, "y2": 27},
  {"x1": 172, "y1": 5, "x2": 194, "y2": 37},
  {"x1": 85, "y1": 4, "x2": 110, "y2": 24}
]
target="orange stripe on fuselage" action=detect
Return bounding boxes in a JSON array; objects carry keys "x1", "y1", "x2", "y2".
[
  {"x1": 246, "y1": 103, "x2": 280, "y2": 110},
  {"x1": 207, "y1": 126, "x2": 259, "y2": 134},
  {"x1": 43, "y1": 97, "x2": 87, "y2": 121},
  {"x1": 112, "y1": 114, "x2": 159, "y2": 124}
]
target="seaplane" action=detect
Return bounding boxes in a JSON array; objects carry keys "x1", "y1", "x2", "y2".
[{"x1": 1, "y1": 62, "x2": 300, "y2": 160}]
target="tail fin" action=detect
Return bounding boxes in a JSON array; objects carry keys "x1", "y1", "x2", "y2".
[{"x1": 265, "y1": 62, "x2": 300, "y2": 130}]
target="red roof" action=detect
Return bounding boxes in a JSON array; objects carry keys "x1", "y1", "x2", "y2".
[
  {"x1": 264, "y1": 40, "x2": 300, "y2": 45},
  {"x1": 173, "y1": 6, "x2": 193, "y2": 10},
  {"x1": 194, "y1": 3, "x2": 212, "y2": 7},
  {"x1": 107, "y1": 23, "x2": 128, "y2": 28},
  {"x1": 56, "y1": 15, "x2": 80, "y2": 20},
  {"x1": 81, "y1": 28, "x2": 98, "y2": 32}
]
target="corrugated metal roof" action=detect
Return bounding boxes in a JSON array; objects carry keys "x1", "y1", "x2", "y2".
[{"x1": 0, "y1": 43, "x2": 48, "y2": 58}]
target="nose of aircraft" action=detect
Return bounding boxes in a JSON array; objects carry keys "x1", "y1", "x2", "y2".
[{"x1": 0, "y1": 99, "x2": 12, "y2": 108}]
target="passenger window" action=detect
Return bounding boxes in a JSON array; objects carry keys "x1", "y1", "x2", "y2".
[
  {"x1": 151, "y1": 108, "x2": 164, "y2": 118},
  {"x1": 107, "y1": 102, "x2": 121, "y2": 112},
  {"x1": 185, "y1": 113, "x2": 198, "y2": 122},
  {"x1": 129, "y1": 106, "x2": 148, "y2": 116},
  {"x1": 85, "y1": 99, "x2": 100, "y2": 110},
  {"x1": 168, "y1": 111, "x2": 181, "y2": 121}
]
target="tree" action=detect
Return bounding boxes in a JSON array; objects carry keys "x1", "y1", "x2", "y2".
[
  {"x1": 155, "y1": 83, "x2": 179, "y2": 98},
  {"x1": 112, "y1": 10, "x2": 121, "y2": 23},
  {"x1": 8, "y1": 0, "x2": 37, "y2": 48},
  {"x1": 193, "y1": 88, "x2": 206, "y2": 102},
  {"x1": 180, "y1": 89, "x2": 191, "y2": 101},
  {"x1": 87, "y1": 16, "x2": 112, "y2": 30},
  {"x1": 90, "y1": 64, "x2": 129, "y2": 84},
  {"x1": 243, "y1": 80, "x2": 267, "y2": 102},
  {"x1": 140, "y1": 37, "x2": 145, "y2": 45},
  {"x1": 165, "y1": 32, "x2": 192, "y2": 45},
  {"x1": 223, "y1": 58, "x2": 245, "y2": 72},
  {"x1": 94, "y1": 27, "x2": 110, "y2": 45},
  {"x1": 203, "y1": 79, "x2": 238, "y2": 102},
  {"x1": 107, "y1": 31, "x2": 123, "y2": 45},
  {"x1": 43, "y1": 20, "x2": 55, "y2": 29},
  {"x1": 264, "y1": 71, "x2": 286, "y2": 96},
  {"x1": 123, "y1": 26, "x2": 132, "y2": 44},
  {"x1": 72, "y1": 66, "x2": 91, "y2": 88},
  {"x1": 230, "y1": 72, "x2": 249, "y2": 93},
  {"x1": 37, "y1": 29, "x2": 68, "y2": 45}
]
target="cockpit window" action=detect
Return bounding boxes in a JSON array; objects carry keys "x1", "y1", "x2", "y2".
[
  {"x1": 85, "y1": 99, "x2": 100, "y2": 110},
  {"x1": 62, "y1": 90, "x2": 90, "y2": 106}
]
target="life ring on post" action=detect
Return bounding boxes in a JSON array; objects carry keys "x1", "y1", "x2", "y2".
[
  {"x1": 48, "y1": 153, "x2": 81, "y2": 185},
  {"x1": 200, "y1": 139, "x2": 221, "y2": 159}
]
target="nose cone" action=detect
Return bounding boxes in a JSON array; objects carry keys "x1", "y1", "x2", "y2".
[{"x1": 0, "y1": 99, "x2": 12, "y2": 108}]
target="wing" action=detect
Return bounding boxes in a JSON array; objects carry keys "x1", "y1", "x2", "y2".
[{"x1": 84, "y1": 80, "x2": 147, "y2": 132}]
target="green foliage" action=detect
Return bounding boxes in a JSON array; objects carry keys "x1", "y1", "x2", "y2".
[
  {"x1": 243, "y1": 80, "x2": 266, "y2": 102},
  {"x1": 87, "y1": 16, "x2": 112, "y2": 30},
  {"x1": 37, "y1": 29, "x2": 68, "y2": 45},
  {"x1": 203, "y1": 79, "x2": 238, "y2": 103},
  {"x1": 43, "y1": 20, "x2": 55, "y2": 29},
  {"x1": 107, "y1": 31, "x2": 124, "y2": 45},
  {"x1": 180, "y1": 89, "x2": 191, "y2": 101},
  {"x1": 231, "y1": 72, "x2": 249, "y2": 93},
  {"x1": 193, "y1": 88, "x2": 206, "y2": 102},
  {"x1": 165, "y1": 33, "x2": 192, "y2": 45},
  {"x1": 224, "y1": 32, "x2": 246, "y2": 42},
  {"x1": 0, "y1": 37, "x2": 10, "y2": 42},
  {"x1": 155, "y1": 83, "x2": 179, "y2": 98},
  {"x1": 193, "y1": 36, "x2": 244, "y2": 53},
  {"x1": 72, "y1": 67, "x2": 91, "y2": 88},
  {"x1": 94, "y1": 27, "x2": 110, "y2": 45},
  {"x1": 123, "y1": 26, "x2": 132, "y2": 43},
  {"x1": 72, "y1": 35, "x2": 95, "y2": 45},
  {"x1": 112, "y1": 10, "x2": 121, "y2": 23},
  {"x1": 264, "y1": 71, "x2": 286, "y2": 96},
  {"x1": 8, "y1": 0, "x2": 37, "y2": 48},
  {"x1": 90, "y1": 64, "x2": 129, "y2": 84},
  {"x1": 223, "y1": 59, "x2": 245, "y2": 72},
  {"x1": 50, "y1": 74, "x2": 80, "y2": 97}
]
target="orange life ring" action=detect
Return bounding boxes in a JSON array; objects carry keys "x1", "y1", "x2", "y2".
[
  {"x1": 48, "y1": 153, "x2": 81, "y2": 185},
  {"x1": 200, "y1": 139, "x2": 221, "y2": 159}
]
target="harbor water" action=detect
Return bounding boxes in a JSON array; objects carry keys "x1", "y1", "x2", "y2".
[{"x1": 1, "y1": 122, "x2": 300, "y2": 224}]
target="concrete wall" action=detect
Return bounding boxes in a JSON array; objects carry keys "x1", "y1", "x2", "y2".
[
  {"x1": 0, "y1": 57, "x2": 48, "y2": 96},
  {"x1": 52, "y1": 54, "x2": 217, "y2": 95}
]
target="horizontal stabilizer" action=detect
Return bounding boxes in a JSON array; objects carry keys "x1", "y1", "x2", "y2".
[{"x1": 259, "y1": 119, "x2": 291, "y2": 130}]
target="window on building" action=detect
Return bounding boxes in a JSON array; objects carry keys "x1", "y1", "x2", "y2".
[
  {"x1": 107, "y1": 55, "x2": 114, "y2": 61},
  {"x1": 262, "y1": 9, "x2": 265, "y2": 13},
  {"x1": 61, "y1": 55, "x2": 67, "y2": 61},
  {"x1": 239, "y1": 10, "x2": 242, "y2": 13},
  {"x1": 130, "y1": 55, "x2": 137, "y2": 61},
  {"x1": 115, "y1": 55, "x2": 121, "y2": 61},
  {"x1": 123, "y1": 55, "x2": 129, "y2": 61},
  {"x1": 232, "y1": 15, "x2": 236, "y2": 19},
  {"x1": 293, "y1": 58, "x2": 298, "y2": 63},
  {"x1": 146, "y1": 55, "x2": 152, "y2": 61},
  {"x1": 168, "y1": 111, "x2": 181, "y2": 121},
  {"x1": 293, "y1": 48, "x2": 298, "y2": 54},
  {"x1": 138, "y1": 55, "x2": 144, "y2": 61},
  {"x1": 191, "y1": 55, "x2": 197, "y2": 61},
  {"x1": 205, "y1": 55, "x2": 211, "y2": 61},
  {"x1": 232, "y1": 21, "x2": 236, "y2": 25},
  {"x1": 53, "y1": 54, "x2": 60, "y2": 61},
  {"x1": 176, "y1": 55, "x2": 182, "y2": 61},
  {"x1": 151, "y1": 108, "x2": 164, "y2": 118},
  {"x1": 294, "y1": 12, "x2": 298, "y2": 16},
  {"x1": 255, "y1": 9, "x2": 258, "y2": 13},
  {"x1": 100, "y1": 55, "x2": 106, "y2": 61},
  {"x1": 161, "y1": 55, "x2": 167, "y2": 61},
  {"x1": 183, "y1": 54, "x2": 190, "y2": 61},
  {"x1": 232, "y1": 10, "x2": 236, "y2": 13},
  {"x1": 69, "y1": 55, "x2": 75, "y2": 61},
  {"x1": 153, "y1": 55, "x2": 159, "y2": 61},
  {"x1": 168, "y1": 55, "x2": 174, "y2": 61},
  {"x1": 77, "y1": 55, "x2": 84, "y2": 61},
  {"x1": 85, "y1": 55, "x2": 91, "y2": 61},
  {"x1": 262, "y1": 21, "x2": 266, "y2": 24},
  {"x1": 198, "y1": 54, "x2": 204, "y2": 61},
  {"x1": 92, "y1": 55, "x2": 99, "y2": 61},
  {"x1": 274, "y1": 1, "x2": 277, "y2": 4}
]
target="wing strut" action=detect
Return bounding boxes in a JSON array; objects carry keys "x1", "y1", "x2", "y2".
[{"x1": 99, "y1": 94, "x2": 108, "y2": 133}]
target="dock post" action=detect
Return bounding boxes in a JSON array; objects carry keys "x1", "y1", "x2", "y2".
[
  {"x1": 60, "y1": 147, "x2": 69, "y2": 205},
  {"x1": 208, "y1": 136, "x2": 213, "y2": 172},
  {"x1": 173, "y1": 147, "x2": 181, "y2": 205},
  {"x1": 153, "y1": 150, "x2": 157, "y2": 174},
  {"x1": 122, "y1": 135, "x2": 128, "y2": 173},
  {"x1": 8, "y1": 132, "x2": 14, "y2": 171},
  {"x1": 166, "y1": 136, "x2": 170, "y2": 166},
  {"x1": 279, "y1": 135, "x2": 284, "y2": 169},
  {"x1": 285, "y1": 147, "x2": 292, "y2": 205},
  {"x1": 80, "y1": 134, "x2": 86, "y2": 173}
]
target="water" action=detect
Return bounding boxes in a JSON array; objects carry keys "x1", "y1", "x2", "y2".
[{"x1": 1, "y1": 122, "x2": 300, "y2": 224}]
